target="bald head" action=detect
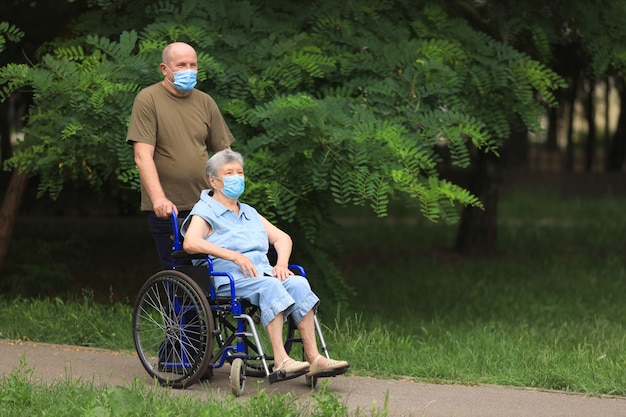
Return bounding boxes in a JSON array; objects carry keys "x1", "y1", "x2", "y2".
[{"x1": 162, "y1": 42, "x2": 196, "y2": 66}]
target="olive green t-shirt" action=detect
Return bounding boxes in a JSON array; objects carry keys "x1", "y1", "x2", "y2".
[{"x1": 126, "y1": 82, "x2": 234, "y2": 211}]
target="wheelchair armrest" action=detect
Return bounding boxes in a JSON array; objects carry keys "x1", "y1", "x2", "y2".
[
  {"x1": 288, "y1": 264, "x2": 306, "y2": 277},
  {"x1": 171, "y1": 250, "x2": 208, "y2": 260}
]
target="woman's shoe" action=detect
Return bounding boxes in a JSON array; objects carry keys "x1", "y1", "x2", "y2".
[
  {"x1": 306, "y1": 355, "x2": 349, "y2": 377},
  {"x1": 273, "y1": 358, "x2": 310, "y2": 373}
]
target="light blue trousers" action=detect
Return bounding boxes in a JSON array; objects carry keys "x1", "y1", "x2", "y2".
[{"x1": 215, "y1": 275, "x2": 320, "y2": 328}]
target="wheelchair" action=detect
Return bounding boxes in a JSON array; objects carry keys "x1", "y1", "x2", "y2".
[{"x1": 131, "y1": 213, "x2": 349, "y2": 396}]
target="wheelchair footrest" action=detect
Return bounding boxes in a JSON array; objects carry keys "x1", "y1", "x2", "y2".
[
  {"x1": 267, "y1": 369, "x2": 308, "y2": 384},
  {"x1": 312, "y1": 365, "x2": 350, "y2": 379}
]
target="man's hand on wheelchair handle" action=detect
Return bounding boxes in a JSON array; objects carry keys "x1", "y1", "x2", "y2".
[{"x1": 153, "y1": 197, "x2": 177, "y2": 219}]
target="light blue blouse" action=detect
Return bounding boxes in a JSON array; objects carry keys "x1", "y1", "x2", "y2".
[
  {"x1": 181, "y1": 190, "x2": 274, "y2": 286},
  {"x1": 181, "y1": 189, "x2": 320, "y2": 328}
]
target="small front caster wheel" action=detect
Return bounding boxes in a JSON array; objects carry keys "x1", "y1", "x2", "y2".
[{"x1": 229, "y1": 358, "x2": 246, "y2": 397}]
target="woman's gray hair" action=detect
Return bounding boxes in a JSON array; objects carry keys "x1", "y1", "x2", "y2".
[{"x1": 205, "y1": 149, "x2": 244, "y2": 178}]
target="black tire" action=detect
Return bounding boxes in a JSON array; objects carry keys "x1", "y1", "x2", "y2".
[{"x1": 132, "y1": 270, "x2": 214, "y2": 388}]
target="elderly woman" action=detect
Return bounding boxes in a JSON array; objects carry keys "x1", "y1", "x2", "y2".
[{"x1": 181, "y1": 149, "x2": 348, "y2": 377}]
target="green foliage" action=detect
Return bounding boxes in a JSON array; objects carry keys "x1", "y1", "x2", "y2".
[
  {"x1": 551, "y1": 0, "x2": 626, "y2": 76},
  {"x1": 411, "y1": 4, "x2": 566, "y2": 139},
  {"x1": 1, "y1": 1, "x2": 558, "y2": 216},
  {"x1": 0, "y1": 21, "x2": 24, "y2": 53},
  {"x1": 443, "y1": 0, "x2": 626, "y2": 80},
  {"x1": 0, "y1": 30, "x2": 146, "y2": 199},
  {"x1": 0, "y1": 0, "x2": 568, "y2": 300}
]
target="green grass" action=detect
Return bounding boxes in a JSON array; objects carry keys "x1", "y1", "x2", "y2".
[
  {"x1": 1, "y1": 190, "x2": 626, "y2": 403},
  {"x1": 331, "y1": 191, "x2": 626, "y2": 395},
  {"x1": 1, "y1": 357, "x2": 378, "y2": 417},
  {"x1": 0, "y1": 291, "x2": 132, "y2": 351}
]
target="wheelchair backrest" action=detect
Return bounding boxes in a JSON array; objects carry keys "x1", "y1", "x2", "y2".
[{"x1": 169, "y1": 211, "x2": 212, "y2": 267}]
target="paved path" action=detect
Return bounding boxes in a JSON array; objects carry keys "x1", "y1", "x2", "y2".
[{"x1": 1, "y1": 340, "x2": 625, "y2": 417}]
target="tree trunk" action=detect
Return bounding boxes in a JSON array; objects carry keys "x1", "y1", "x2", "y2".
[
  {"x1": 546, "y1": 83, "x2": 569, "y2": 153},
  {"x1": 546, "y1": 107, "x2": 558, "y2": 152},
  {"x1": 565, "y1": 75, "x2": 578, "y2": 171},
  {"x1": 584, "y1": 78, "x2": 596, "y2": 172},
  {"x1": 0, "y1": 169, "x2": 28, "y2": 271},
  {"x1": 504, "y1": 126, "x2": 529, "y2": 168},
  {"x1": 0, "y1": 101, "x2": 13, "y2": 190},
  {"x1": 607, "y1": 78, "x2": 626, "y2": 171},
  {"x1": 604, "y1": 77, "x2": 611, "y2": 169},
  {"x1": 454, "y1": 145, "x2": 505, "y2": 256},
  {"x1": 0, "y1": 101, "x2": 11, "y2": 164}
]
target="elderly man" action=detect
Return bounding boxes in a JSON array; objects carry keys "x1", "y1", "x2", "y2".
[{"x1": 126, "y1": 42, "x2": 234, "y2": 270}]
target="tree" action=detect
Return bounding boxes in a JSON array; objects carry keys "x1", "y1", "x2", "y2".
[
  {"x1": 404, "y1": 3, "x2": 566, "y2": 254},
  {"x1": 0, "y1": 0, "x2": 565, "y2": 299},
  {"x1": 439, "y1": 0, "x2": 626, "y2": 253},
  {"x1": 0, "y1": 21, "x2": 24, "y2": 271}
]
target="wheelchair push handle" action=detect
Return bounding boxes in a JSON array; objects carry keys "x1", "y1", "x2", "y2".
[{"x1": 171, "y1": 209, "x2": 183, "y2": 251}]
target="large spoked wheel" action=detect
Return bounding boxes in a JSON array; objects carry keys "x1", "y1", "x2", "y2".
[
  {"x1": 229, "y1": 358, "x2": 246, "y2": 397},
  {"x1": 133, "y1": 270, "x2": 214, "y2": 389}
]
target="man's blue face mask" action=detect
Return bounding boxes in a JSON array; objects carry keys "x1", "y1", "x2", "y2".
[
  {"x1": 217, "y1": 175, "x2": 245, "y2": 199},
  {"x1": 166, "y1": 66, "x2": 197, "y2": 93}
]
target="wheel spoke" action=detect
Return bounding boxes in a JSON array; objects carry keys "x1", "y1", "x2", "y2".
[{"x1": 133, "y1": 270, "x2": 214, "y2": 388}]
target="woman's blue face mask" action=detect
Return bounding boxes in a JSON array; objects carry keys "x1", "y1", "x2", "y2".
[
  {"x1": 217, "y1": 175, "x2": 245, "y2": 199},
  {"x1": 166, "y1": 66, "x2": 197, "y2": 93}
]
